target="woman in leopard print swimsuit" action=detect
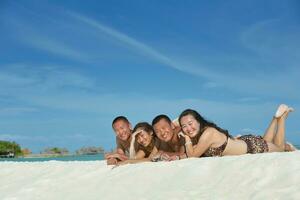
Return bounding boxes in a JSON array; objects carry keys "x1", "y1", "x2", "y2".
[{"x1": 179, "y1": 104, "x2": 295, "y2": 158}]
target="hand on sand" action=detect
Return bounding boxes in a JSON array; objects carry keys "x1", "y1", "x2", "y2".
[
  {"x1": 160, "y1": 153, "x2": 170, "y2": 161},
  {"x1": 107, "y1": 158, "x2": 118, "y2": 165},
  {"x1": 167, "y1": 155, "x2": 180, "y2": 161},
  {"x1": 116, "y1": 160, "x2": 130, "y2": 166},
  {"x1": 151, "y1": 154, "x2": 162, "y2": 162},
  {"x1": 106, "y1": 153, "x2": 128, "y2": 161},
  {"x1": 151, "y1": 153, "x2": 170, "y2": 162}
]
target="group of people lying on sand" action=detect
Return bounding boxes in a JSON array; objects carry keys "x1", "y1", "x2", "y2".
[{"x1": 105, "y1": 104, "x2": 297, "y2": 165}]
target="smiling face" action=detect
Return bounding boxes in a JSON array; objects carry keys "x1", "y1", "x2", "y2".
[
  {"x1": 180, "y1": 114, "x2": 200, "y2": 138},
  {"x1": 136, "y1": 128, "x2": 153, "y2": 147},
  {"x1": 153, "y1": 118, "x2": 174, "y2": 142},
  {"x1": 112, "y1": 119, "x2": 131, "y2": 141}
]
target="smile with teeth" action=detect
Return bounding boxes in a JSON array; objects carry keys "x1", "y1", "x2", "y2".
[
  {"x1": 161, "y1": 132, "x2": 170, "y2": 140},
  {"x1": 120, "y1": 132, "x2": 128, "y2": 139}
]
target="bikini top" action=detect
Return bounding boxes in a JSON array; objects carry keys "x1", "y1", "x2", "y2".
[
  {"x1": 190, "y1": 129, "x2": 230, "y2": 157},
  {"x1": 203, "y1": 137, "x2": 228, "y2": 157}
]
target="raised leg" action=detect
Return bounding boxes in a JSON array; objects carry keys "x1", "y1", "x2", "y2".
[
  {"x1": 273, "y1": 111, "x2": 289, "y2": 150},
  {"x1": 263, "y1": 117, "x2": 277, "y2": 142}
]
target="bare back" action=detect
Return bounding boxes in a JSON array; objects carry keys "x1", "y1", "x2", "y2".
[
  {"x1": 223, "y1": 138, "x2": 248, "y2": 155},
  {"x1": 206, "y1": 128, "x2": 248, "y2": 156}
]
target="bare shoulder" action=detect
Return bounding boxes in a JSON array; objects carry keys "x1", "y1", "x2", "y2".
[
  {"x1": 201, "y1": 127, "x2": 215, "y2": 140},
  {"x1": 203, "y1": 127, "x2": 218, "y2": 135}
]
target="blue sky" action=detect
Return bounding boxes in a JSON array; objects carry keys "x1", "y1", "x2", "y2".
[{"x1": 0, "y1": 0, "x2": 299, "y2": 153}]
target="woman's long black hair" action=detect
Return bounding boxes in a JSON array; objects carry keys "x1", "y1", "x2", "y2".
[
  {"x1": 129, "y1": 122, "x2": 155, "y2": 159},
  {"x1": 179, "y1": 109, "x2": 232, "y2": 138},
  {"x1": 133, "y1": 122, "x2": 155, "y2": 137}
]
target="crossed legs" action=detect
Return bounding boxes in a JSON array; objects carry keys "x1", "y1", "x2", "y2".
[{"x1": 263, "y1": 104, "x2": 294, "y2": 152}]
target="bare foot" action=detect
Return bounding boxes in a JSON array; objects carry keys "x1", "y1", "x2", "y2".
[
  {"x1": 288, "y1": 107, "x2": 294, "y2": 113},
  {"x1": 275, "y1": 104, "x2": 289, "y2": 118},
  {"x1": 281, "y1": 106, "x2": 294, "y2": 120},
  {"x1": 285, "y1": 142, "x2": 297, "y2": 152}
]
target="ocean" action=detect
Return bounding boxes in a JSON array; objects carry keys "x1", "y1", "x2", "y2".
[
  {"x1": 1, "y1": 145, "x2": 299, "y2": 162},
  {"x1": 0, "y1": 154, "x2": 104, "y2": 162}
]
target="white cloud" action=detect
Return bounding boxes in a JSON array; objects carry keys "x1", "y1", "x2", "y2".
[
  {"x1": 7, "y1": 8, "x2": 300, "y2": 100},
  {"x1": 203, "y1": 81, "x2": 218, "y2": 89},
  {"x1": 24, "y1": 35, "x2": 91, "y2": 62},
  {"x1": 0, "y1": 65, "x2": 96, "y2": 92},
  {"x1": 237, "y1": 97, "x2": 260, "y2": 102},
  {"x1": 67, "y1": 11, "x2": 216, "y2": 78},
  {"x1": 0, "y1": 72, "x2": 39, "y2": 87},
  {"x1": 7, "y1": 13, "x2": 91, "y2": 63},
  {"x1": 67, "y1": 12, "x2": 300, "y2": 100},
  {"x1": 0, "y1": 134, "x2": 48, "y2": 142},
  {"x1": 240, "y1": 128, "x2": 262, "y2": 134},
  {"x1": 241, "y1": 18, "x2": 300, "y2": 60},
  {"x1": 0, "y1": 107, "x2": 39, "y2": 115}
]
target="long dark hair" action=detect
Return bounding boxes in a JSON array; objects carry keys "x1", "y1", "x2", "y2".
[
  {"x1": 179, "y1": 109, "x2": 232, "y2": 138},
  {"x1": 133, "y1": 122, "x2": 156, "y2": 137},
  {"x1": 129, "y1": 122, "x2": 155, "y2": 159}
]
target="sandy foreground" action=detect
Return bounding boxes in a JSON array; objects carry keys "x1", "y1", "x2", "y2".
[{"x1": 1, "y1": 151, "x2": 300, "y2": 200}]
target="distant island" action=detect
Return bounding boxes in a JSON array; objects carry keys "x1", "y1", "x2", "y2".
[
  {"x1": 75, "y1": 146, "x2": 104, "y2": 155},
  {"x1": 0, "y1": 140, "x2": 22, "y2": 158},
  {"x1": 0, "y1": 140, "x2": 104, "y2": 158}
]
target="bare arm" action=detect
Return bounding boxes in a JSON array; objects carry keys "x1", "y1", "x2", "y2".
[
  {"x1": 156, "y1": 144, "x2": 187, "y2": 161},
  {"x1": 105, "y1": 148, "x2": 124, "y2": 157},
  {"x1": 105, "y1": 148, "x2": 128, "y2": 161},
  {"x1": 184, "y1": 130, "x2": 214, "y2": 157},
  {"x1": 172, "y1": 119, "x2": 182, "y2": 136},
  {"x1": 166, "y1": 152, "x2": 187, "y2": 161},
  {"x1": 117, "y1": 150, "x2": 149, "y2": 165},
  {"x1": 118, "y1": 146, "x2": 161, "y2": 165},
  {"x1": 116, "y1": 148, "x2": 125, "y2": 155},
  {"x1": 159, "y1": 151, "x2": 180, "y2": 156},
  {"x1": 159, "y1": 145, "x2": 185, "y2": 156},
  {"x1": 148, "y1": 146, "x2": 159, "y2": 160}
]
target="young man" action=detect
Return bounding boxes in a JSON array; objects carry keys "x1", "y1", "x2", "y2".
[
  {"x1": 149, "y1": 114, "x2": 186, "y2": 161},
  {"x1": 105, "y1": 116, "x2": 134, "y2": 165}
]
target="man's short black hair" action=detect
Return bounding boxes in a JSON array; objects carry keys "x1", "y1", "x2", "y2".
[
  {"x1": 112, "y1": 116, "x2": 130, "y2": 127},
  {"x1": 152, "y1": 114, "x2": 172, "y2": 126}
]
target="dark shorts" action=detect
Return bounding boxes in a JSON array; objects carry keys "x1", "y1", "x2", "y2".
[{"x1": 238, "y1": 135, "x2": 269, "y2": 154}]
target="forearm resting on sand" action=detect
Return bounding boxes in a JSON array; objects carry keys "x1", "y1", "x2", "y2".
[
  {"x1": 105, "y1": 152, "x2": 128, "y2": 161},
  {"x1": 153, "y1": 151, "x2": 186, "y2": 161}
]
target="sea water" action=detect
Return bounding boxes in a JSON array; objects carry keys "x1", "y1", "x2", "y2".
[
  {"x1": 1, "y1": 144, "x2": 299, "y2": 162},
  {"x1": 0, "y1": 154, "x2": 104, "y2": 162}
]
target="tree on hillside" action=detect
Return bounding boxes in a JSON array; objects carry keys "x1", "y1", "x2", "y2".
[
  {"x1": 43, "y1": 147, "x2": 69, "y2": 155},
  {"x1": 0, "y1": 140, "x2": 22, "y2": 157},
  {"x1": 75, "y1": 146, "x2": 104, "y2": 155},
  {"x1": 22, "y1": 148, "x2": 32, "y2": 156}
]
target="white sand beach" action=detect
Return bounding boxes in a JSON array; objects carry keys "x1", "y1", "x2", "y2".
[{"x1": 1, "y1": 151, "x2": 300, "y2": 200}]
